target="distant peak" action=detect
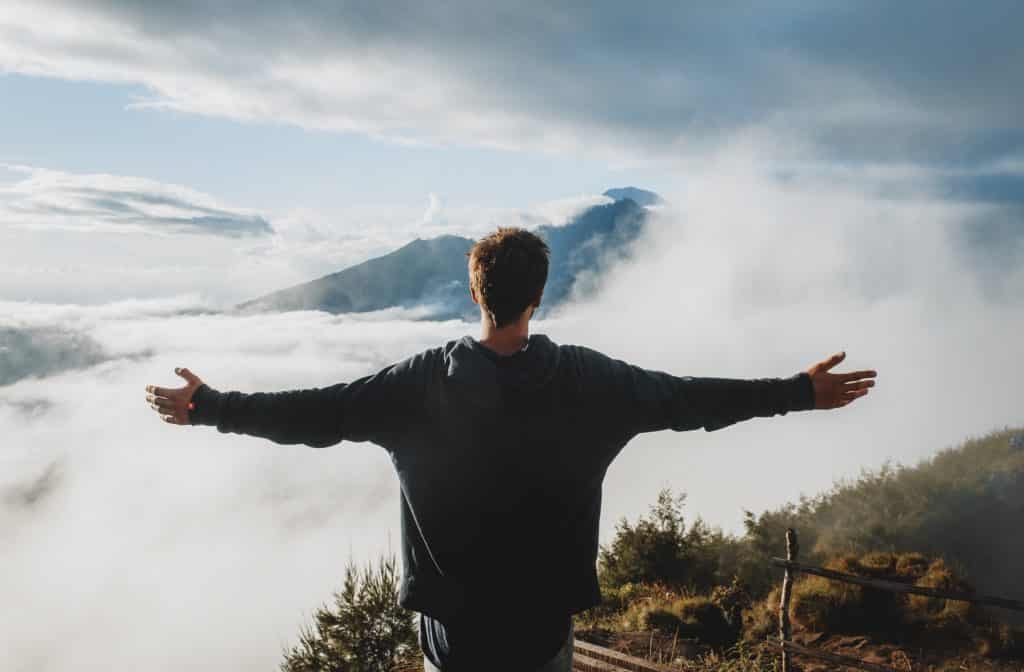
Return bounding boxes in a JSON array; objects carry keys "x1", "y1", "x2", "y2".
[{"x1": 603, "y1": 187, "x2": 663, "y2": 206}]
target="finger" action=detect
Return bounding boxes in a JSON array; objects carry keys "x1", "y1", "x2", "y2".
[
  {"x1": 820, "y1": 351, "x2": 846, "y2": 371},
  {"x1": 146, "y1": 384, "x2": 175, "y2": 398},
  {"x1": 146, "y1": 393, "x2": 173, "y2": 405},
  {"x1": 842, "y1": 380, "x2": 876, "y2": 391},
  {"x1": 175, "y1": 367, "x2": 202, "y2": 385},
  {"x1": 839, "y1": 369, "x2": 878, "y2": 382},
  {"x1": 161, "y1": 413, "x2": 179, "y2": 424},
  {"x1": 149, "y1": 397, "x2": 176, "y2": 411}
]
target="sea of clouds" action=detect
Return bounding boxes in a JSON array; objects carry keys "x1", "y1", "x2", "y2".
[{"x1": 3, "y1": 153, "x2": 1023, "y2": 670}]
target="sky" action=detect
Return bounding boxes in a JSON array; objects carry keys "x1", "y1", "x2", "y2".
[{"x1": 2, "y1": 2, "x2": 1024, "y2": 670}]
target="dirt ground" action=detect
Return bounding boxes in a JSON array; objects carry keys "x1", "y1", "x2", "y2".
[{"x1": 574, "y1": 627, "x2": 1024, "y2": 671}]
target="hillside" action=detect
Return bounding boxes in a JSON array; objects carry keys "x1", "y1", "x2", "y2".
[
  {"x1": 575, "y1": 425, "x2": 1024, "y2": 668},
  {"x1": 234, "y1": 191, "x2": 651, "y2": 318},
  {"x1": 743, "y1": 425, "x2": 1024, "y2": 608}
]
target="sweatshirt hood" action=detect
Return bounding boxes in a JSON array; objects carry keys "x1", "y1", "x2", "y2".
[{"x1": 444, "y1": 333, "x2": 561, "y2": 408}]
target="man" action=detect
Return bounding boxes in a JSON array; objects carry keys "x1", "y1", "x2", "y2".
[{"x1": 145, "y1": 227, "x2": 877, "y2": 671}]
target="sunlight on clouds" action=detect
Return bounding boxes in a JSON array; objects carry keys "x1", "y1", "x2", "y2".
[{"x1": 2, "y1": 151, "x2": 1022, "y2": 670}]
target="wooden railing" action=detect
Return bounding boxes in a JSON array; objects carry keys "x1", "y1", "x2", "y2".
[
  {"x1": 571, "y1": 639, "x2": 679, "y2": 672},
  {"x1": 771, "y1": 528, "x2": 1024, "y2": 672}
]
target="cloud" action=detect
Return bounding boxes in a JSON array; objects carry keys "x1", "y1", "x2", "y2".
[
  {"x1": 0, "y1": 324, "x2": 111, "y2": 386},
  {"x1": 2, "y1": 145, "x2": 1023, "y2": 670},
  {"x1": 0, "y1": 300, "x2": 473, "y2": 671},
  {"x1": 2, "y1": 2, "x2": 1022, "y2": 166},
  {"x1": 1, "y1": 460, "x2": 61, "y2": 510},
  {"x1": 0, "y1": 164, "x2": 271, "y2": 237},
  {"x1": 419, "y1": 193, "x2": 445, "y2": 228},
  {"x1": 544, "y1": 147, "x2": 1024, "y2": 547}
]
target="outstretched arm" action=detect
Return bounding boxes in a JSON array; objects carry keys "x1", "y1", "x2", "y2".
[
  {"x1": 599, "y1": 350, "x2": 876, "y2": 436},
  {"x1": 144, "y1": 351, "x2": 435, "y2": 448}
]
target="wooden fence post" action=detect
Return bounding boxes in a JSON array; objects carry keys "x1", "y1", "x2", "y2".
[{"x1": 779, "y1": 528, "x2": 799, "y2": 672}]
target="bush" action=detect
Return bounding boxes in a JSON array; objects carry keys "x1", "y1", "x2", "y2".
[
  {"x1": 906, "y1": 559, "x2": 976, "y2": 641},
  {"x1": 598, "y1": 488, "x2": 731, "y2": 594},
  {"x1": 672, "y1": 596, "x2": 736, "y2": 646},
  {"x1": 617, "y1": 592, "x2": 737, "y2": 648},
  {"x1": 741, "y1": 587, "x2": 779, "y2": 644},
  {"x1": 642, "y1": 606, "x2": 684, "y2": 635},
  {"x1": 280, "y1": 553, "x2": 419, "y2": 672},
  {"x1": 894, "y1": 552, "x2": 930, "y2": 579},
  {"x1": 710, "y1": 577, "x2": 752, "y2": 631},
  {"x1": 772, "y1": 551, "x2": 983, "y2": 645}
]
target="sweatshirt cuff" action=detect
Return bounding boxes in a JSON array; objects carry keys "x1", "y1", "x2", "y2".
[
  {"x1": 785, "y1": 372, "x2": 816, "y2": 412},
  {"x1": 188, "y1": 383, "x2": 223, "y2": 426}
]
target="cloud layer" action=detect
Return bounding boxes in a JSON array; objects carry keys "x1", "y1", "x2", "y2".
[
  {"x1": 3, "y1": 1, "x2": 1022, "y2": 165},
  {"x1": 0, "y1": 164, "x2": 271, "y2": 237},
  {"x1": 2, "y1": 148, "x2": 1023, "y2": 670},
  {"x1": 1, "y1": 300, "x2": 467, "y2": 671}
]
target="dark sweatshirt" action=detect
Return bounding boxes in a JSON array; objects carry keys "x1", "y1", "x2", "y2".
[{"x1": 187, "y1": 333, "x2": 815, "y2": 670}]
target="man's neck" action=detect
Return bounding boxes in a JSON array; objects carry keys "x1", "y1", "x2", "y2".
[{"x1": 478, "y1": 324, "x2": 530, "y2": 356}]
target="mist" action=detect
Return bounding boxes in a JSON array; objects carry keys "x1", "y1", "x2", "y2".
[
  {"x1": 549, "y1": 151, "x2": 1023, "y2": 536},
  {"x1": 3, "y1": 153, "x2": 1023, "y2": 670}
]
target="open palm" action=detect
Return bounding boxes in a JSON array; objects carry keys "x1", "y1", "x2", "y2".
[
  {"x1": 145, "y1": 367, "x2": 205, "y2": 425},
  {"x1": 806, "y1": 351, "x2": 877, "y2": 410}
]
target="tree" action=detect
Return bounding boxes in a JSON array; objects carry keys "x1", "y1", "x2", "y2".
[
  {"x1": 598, "y1": 488, "x2": 721, "y2": 592},
  {"x1": 281, "y1": 553, "x2": 419, "y2": 672}
]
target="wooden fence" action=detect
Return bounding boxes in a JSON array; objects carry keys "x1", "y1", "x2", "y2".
[
  {"x1": 571, "y1": 639, "x2": 679, "y2": 672},
  {"x1": 771, "y1": 528, "x2": 1024, "y2": 672}
]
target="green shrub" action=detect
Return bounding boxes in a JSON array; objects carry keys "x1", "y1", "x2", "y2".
[
  {"x1": 642, "y1": 606, "x2": 684, "y2": 635},
  {"x1": 672, "y1": 596, "x2": 735, "y2": 646},
  {"x1": 710, "y1": 576, "x2": 752, "y2": 627},
  {"x1": 894, "y1": 552, "x2": 930, "y2": 579},
  {"x1": 616, "y1": 591, "x2": 736, "y2": 647},
  {"x1": 598, "y1": 488, "x2": 733, "y2": 594},
  {"x1": 280, "y1": 553, "x2": 418, "y2": 672},
  {"x1": 906, "y1": 559, "x2": 973, "y2": 621},
  {"x1": 741, "y1": 587, "x2": 779, "y2": 644}
]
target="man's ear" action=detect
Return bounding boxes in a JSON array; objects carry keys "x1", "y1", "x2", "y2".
[{"x1": 526, "y1": 291, "x2": 543, "y2": 320}]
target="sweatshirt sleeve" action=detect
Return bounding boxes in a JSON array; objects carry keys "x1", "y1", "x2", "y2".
[
  {"x1": 186, "y1": 349, "x2": 435, "y2": 448},
  {"x1": 587, "y1": 350, "x2": 816, "y2": 436}
]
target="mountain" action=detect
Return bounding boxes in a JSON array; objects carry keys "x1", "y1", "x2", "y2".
[
  {"x1": 603, "y1": 187, "x2": 663, "y2": 207},
  {"x1": 235, "y1": 191, "x2": 654, "y2": 319},
  {"x1": 236, "y1": 235, "x2": 474, "y2": 316}
]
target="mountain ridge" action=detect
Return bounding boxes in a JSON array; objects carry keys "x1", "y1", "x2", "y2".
[{"x1": 235, "y1": 190, "x2": 657, "y2": 319}]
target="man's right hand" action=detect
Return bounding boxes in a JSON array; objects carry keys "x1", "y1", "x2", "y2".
[
  {"x1": 806, "y1": 351, "x2": 877, "y2": 410},
  {"x1": 145, "y1": 367, "x2": 205, "y2": 425}
]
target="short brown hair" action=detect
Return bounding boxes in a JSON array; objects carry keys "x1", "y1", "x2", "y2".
[{"x1": 467, "y1": 227, "x2": 550, "y2": 328}]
